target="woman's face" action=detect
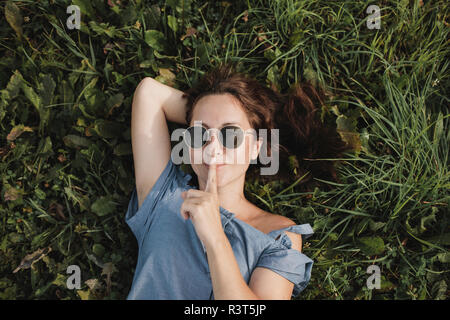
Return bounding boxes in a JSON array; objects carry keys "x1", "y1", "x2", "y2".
[{"x1": 188, "y1": 93, "x2": 262, "y2": 189}]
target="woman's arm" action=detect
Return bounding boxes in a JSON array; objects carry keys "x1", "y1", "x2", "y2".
[
  {"x1": 142, "y1": 77, "x2": 188, "y2": 125},
  {"x1": 205, "y1": 230, "x2": 301, "y2": 300},
  {"x1": 205, "y1": 233, "x2": 261, "y2": 300},
  {"x1": 131, "y1": 77, "x2": 188, "y2": 208}
]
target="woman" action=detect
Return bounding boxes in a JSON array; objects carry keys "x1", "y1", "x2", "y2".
[{"x1": 125, "y1": 63, "x2": 350, "y2": 300}]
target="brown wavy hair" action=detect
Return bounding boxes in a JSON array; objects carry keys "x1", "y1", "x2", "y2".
[{"x1": 181, "y1": 62, "x2": 352, "y2": 193}]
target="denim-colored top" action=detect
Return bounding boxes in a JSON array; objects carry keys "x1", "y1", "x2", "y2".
[{"x1": 125, "y1": 157, "x2": 314, "y2": 300}]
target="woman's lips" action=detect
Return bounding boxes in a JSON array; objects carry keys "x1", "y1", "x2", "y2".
[{"x1": 205, "y1": 164, "x2": 226, "y2": 168}]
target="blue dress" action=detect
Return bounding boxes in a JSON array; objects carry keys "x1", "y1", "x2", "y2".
[{"x1": 125, "y1": 157, "x2": 314, "y2": 300}]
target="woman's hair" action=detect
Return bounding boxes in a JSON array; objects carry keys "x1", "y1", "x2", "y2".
[{"x1": 181, "y1": 62, "x2": 352, "y2": 192}]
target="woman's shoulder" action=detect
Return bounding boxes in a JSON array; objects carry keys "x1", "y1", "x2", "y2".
[
  {"x1": 256, "y1": 211, "x2": 303, "y2": 251},
  {"x1": 252, "y1": 210, "x2": 295, "y2": 233}
]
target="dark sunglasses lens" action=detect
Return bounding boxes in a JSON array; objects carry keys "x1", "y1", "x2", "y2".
[
  {"x1": 220, "y1": 126, "x2": 244, "y2": 149},
  {"x1": 185, "y1": 126, "x2": 207, "y2": 148}
]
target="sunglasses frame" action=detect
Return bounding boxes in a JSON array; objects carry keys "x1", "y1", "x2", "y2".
[{"x1": 182, "y1": 124, "x2": 256, "y2": 149}]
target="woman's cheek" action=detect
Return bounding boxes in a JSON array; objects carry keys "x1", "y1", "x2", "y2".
[
  {"x1": 224, "y1": 136, "x2": 252, "y2": 165},
  {"x1": 220, "y1": 146, "x2": 251, "y2": 184}
]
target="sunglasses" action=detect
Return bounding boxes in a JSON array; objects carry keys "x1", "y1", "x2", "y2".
[{"x1": 183, "y1": 125, "x2": 251, "y2": 149}]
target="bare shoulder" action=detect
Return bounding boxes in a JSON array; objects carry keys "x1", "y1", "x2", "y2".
[
  {"x1": 259, "y1": 211, "x2": 296, "y2": 231},
  {"x1": 261, "y1": 212, "x2": 303, "y2": 252}
]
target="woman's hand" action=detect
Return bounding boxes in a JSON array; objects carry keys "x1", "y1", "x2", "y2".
[{"x1": 180, "y1": 162, "x2": 224, "y2": 247}]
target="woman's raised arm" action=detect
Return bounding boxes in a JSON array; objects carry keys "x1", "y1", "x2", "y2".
[{"x1": 131, "y1": 77, "x2": 188, "y2": 208}]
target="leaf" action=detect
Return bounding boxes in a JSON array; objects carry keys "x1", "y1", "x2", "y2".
[
  {"x1": 64, "y1": 187, "x2": 90, "y2": 212},
  {"x1": 34, "y1": 281, "x2": 53, "y2": 297},
  {"x1": 9, "y1": 232, "x2": 24, "y2": 244},
  {"x1": 0, "y1": 236, "x2": 8, "y2": 252},
  {"x1": 77, "y1": 290, "x2": 91, "y2": 300},
  {"x1": 73, "y1": 0, "x2": 95, "y2": 19},
  {"x1": 153, "y1": 51, "x2": 178, "y2": 60},
  {"x1": 359, "y1": 128, "x2": 371, "y2": 154},
  {"x1": 336, "y1": 115, "x2": 361, "y2": 152},
  {"x1": 37, "y1": 136, "x2": 53, "y2": 155},
  {"x1": 87, "y1": 253, "x2": 104, "y2": 268},
  {"x1": 39, "y1": 74, "x2": 56, "y2": 108},
  {"x1": 289, "y1": 31, "x2": 303, "y2": 48},
  {"x1": 145, "y1": 29, "x2": 166, "y2": 52},
  {"x1": 431, "y1": 280, "x2": 447, "y2": 300},
  {"x1": 267, "y1": 65, "x2": 280, "y2": 91},
  {"x1": 336, "y1": 114, "x2": 357, "y2": 132},
  {"x1": 89, "y1": 21, "x2": 120, "y2": 38},
  {"x1": 85, "y1": 279, "x2": 102, "y2": 291},
  {"x1": 407, "y1": 209, "x2": 438, "y2": 235},
  {"x1": 13, "y1": 247, "x2": 52, "y2": 273},
  {"x1": 419, "y1": 210, "x2": 436, "y2": 233},
  {"x1": 52, "y1": 273, "x2": 66, "y2": 287},
  {"x1": 78, "y1": 103, "x2": 96, "y2": 120},
  {"x1": 84, "y1": 87, "x2": 106, "y2": 117},
  {"x1": 63, "y1": 134, "x2": 92, "y2": 148},
  {"x1": 433, "y1": 112, "x2": 443, "y2": 144},
  {"x1": 436, "y1": 252, "x2": 450, "y2": 263},
  {"x1": 369, "y1": 219, "x2": 386, "y2": 232},
  {"x1": 106, "y1": 93, "x2": 124, "y2": 116},
  {"x1": 34, "y1": 187, "x2": 46, "y2": 200},
  {"x1": 155, "y1": 68, "x2": 176, "y2": 86},
  {"x1": 263, "y1": 48, "x2": 277, "y2": 62},
  {"x1": 426, "y1": 233, "x2": 450, "y2": 246},
  {"x1": 378, "y1": 277, "x2": 396, "y2": 292},
  {"x1": 167, "y1": 15, "x2": 177, "y2": 33},
  {"x1": 93, "y1": 120, "x2": 126, "y2": 138},
  {"x1": 147, "y1": 4, "x2": 161, "y2": 29},
  {"x1": 4, "y1": 185, "x2": 21, "y2": 201},
  {"x1": 2, "y1": 70, "x2": 22, "y2": 101},
  {"x1": 287, "y1": 155, "x2": 299, "y2": 175},
  {"x1": 139, "y1": 60, "x2": 154, "y2": 68},
  {"x1": 113, "y1": 143, "x2": 132, "y2": 156},
  {"x1": 6, "y1": 124, "x2": 33, "y2": 141},
  {"x1": 92, "y1": 244, "x2": 105, "y2": 258},
  {"x1": 166, "y1": 0, "x2": 181, "y2": 11},
  {"x1": 356, "y1": 236, "x2": 385, "y2": 256},
  {"x1": 61, "y1": 80, "x2": 74, "y2": 104},
  {"x1": 21, "y1": 81, "x2": 41, "y2": 112},
  {"x1": 5, "y1": 1, "x2": 23, "y2": 38},
  {"x1": 303, "y1": 64, "x2": 318, "y2": 87},
  {"x1": 91, "y1": 196, "x2": 116, "y2": 216}
]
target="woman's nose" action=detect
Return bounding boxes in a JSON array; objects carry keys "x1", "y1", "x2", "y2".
[{"x1": 204, "y1": 131, "x2": 222, "y2": 163}]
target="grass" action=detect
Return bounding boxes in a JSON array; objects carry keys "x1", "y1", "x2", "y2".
[{"x1": 0, "y1": 0, "x2": 448, "y2": 300}]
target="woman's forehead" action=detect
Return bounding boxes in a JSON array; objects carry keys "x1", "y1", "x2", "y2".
[{"x1": 191, "y1": 94, "x2": 250, "y2": 128}]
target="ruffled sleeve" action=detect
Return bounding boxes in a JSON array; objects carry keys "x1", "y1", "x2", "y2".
[{"x1": 255, "y1": 224, "x2": 314, "y2": 298}]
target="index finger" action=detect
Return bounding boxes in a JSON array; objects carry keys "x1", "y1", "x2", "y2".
[{"x1": 205, "y1": 162, "x2": 217, "y2": 194}]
